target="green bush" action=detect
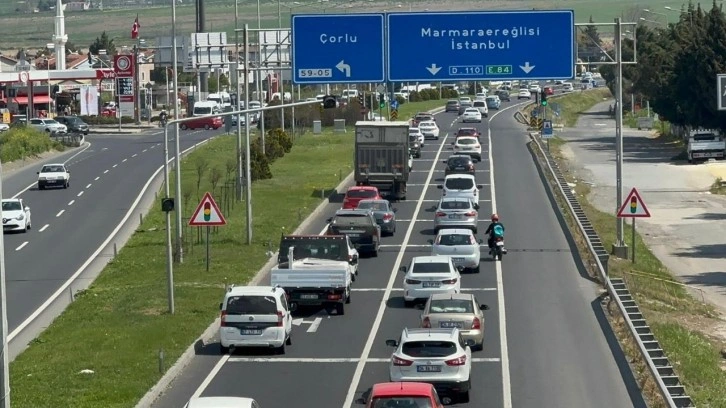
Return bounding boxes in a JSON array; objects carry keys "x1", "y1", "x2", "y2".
[
  {"x1": 262, "y1": 134, "x2": 285, "y2": 162},
  {"x1": 268, "y1": 128, "x2": 293, "y2": 153},
  {"x1": 0, "y1": 127, "x2": 62, "y2": 162},
  {"x1": 250, "y1": 138, "x2": 272, "y2": 180}
]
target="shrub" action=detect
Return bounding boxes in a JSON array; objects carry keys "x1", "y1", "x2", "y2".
[
  {"x1": 262, "y1": 133, "x2": 285, "y2": 162},
  {"x1": 250, "y1": 138, "x2": 272, "y2": 180},
  {"x1": 0, "y1": 127, "x2": 61, "y2": 163},
  {"x1": 268, "y1": 128, "x2": 293, "y2": 153}
]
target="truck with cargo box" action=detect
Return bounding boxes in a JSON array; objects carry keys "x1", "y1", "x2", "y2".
[{"x1": 354, "y1": 121, "x2": 410, "y2": 200}]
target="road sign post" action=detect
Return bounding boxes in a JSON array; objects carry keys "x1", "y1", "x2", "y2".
[
  {"x1": 189, "y1": 192, "x2": 227, "y2": 271},
  {"x1": 386, "y1": 11, "x2": 575, "y2": 82},
  {"x1": 616, "y1": 188, "x2": 651, "y2": 263},
  {"x1": 291, "y1": 14, "x2": 385, "y2": 84},
  {"x1": 541, "y1": 119, "x2": 553, "y2": 138}
]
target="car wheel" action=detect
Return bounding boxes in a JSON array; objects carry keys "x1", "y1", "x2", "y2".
[
  {"x1": 472, "y1": 264, "x2": 480, "y2": 273},
  {"x1": 38, "y1": 184, "x2": 44, "y2": 190},
  {"x1": 276, "y1": 343, "x2": 286, "y2": 355},
  {"x1": 220, "y1": 345, "x2": 229, "y2": 355},
  {"x1": 181, "y1": 124, "x2": 188, "y2": 130},
  {"x1": 345, "y1": 287, "x2": 351, "y2": 304},
  {"x1": 204, "y1": 124, "x2": 211, "y2": 130},
  {"x1": 459, "y1": 389, "x2": 470, "y2": 403},
  {"x1": 286, "y1": 332, "x2": 292, "y2": 346},
  {"x1": 472, "y1": 227, "x2": 478, "y2": 234},
  {"x1": 336, "y1": 302, "x2": 345, "y2": 315},
  {"x1": 404, "y1": 300, "x2": 414, "y2": 308}
]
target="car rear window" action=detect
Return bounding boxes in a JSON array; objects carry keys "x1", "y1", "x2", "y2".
[
  {"x1": 347, "y1": 189, "x2": 377, "y2": 198},
  {"x1": 402, "y1": 341, "x2": 457, "y2": 357},
  {"x1": 445, "y1": 178, "x2": 474, "y2": 190},
  {"x1": 473, "y1": 101, "x2": 486, "y2": 107},
  {"x1": 332, "y1": 214, "x2": 372, "y2": 226},
  {"x1": 41, "y1": 165, "x2": 64, "y2": 173},
  {"x1": 411, "y1": 262, "x2": 450, "y2": 273},
  {"x1": 436, "y1": 234, "x2": 475, "y2": 246},
  {"x1": 429, "y1": 299, "x2": 474, "y2": 313},
  {"x1": 357, "y1": 201, "x2": 388, "y2": 211},
  {"x1": 446, "y1": 100, "x2": 458, "y2": 105},
  {"x1": 440, "y1": 200, "x2": 472, "y2": 210},
  {"x1": 447, "y1": 157, "x2": 471, "y2": 166},
  {"x1": 371, "y1": 397, "x2": 434, "y2": 408},
  {"x1": 225, "y1": 295, "x2": 277, "y2": 315},
  {"x1": 409, "y1": 135, "x2": 419, "y2": 143},
  {"x1": 457, "y1": 129, "x2": 477, "y2": 136},
  {"x1": 457, "y1": 138, "x2": 477, "y2": 145},
  {"x1": 2, "y1": 201, "x2": 21, "y2": 211}
]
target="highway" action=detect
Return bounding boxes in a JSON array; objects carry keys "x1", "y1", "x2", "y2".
[
  {"x1": 2, "y1": 127, "x2": 221, "y2": 336},
  {"x1": 150, "y1": 93, "x2": 646, "y2": 407}
]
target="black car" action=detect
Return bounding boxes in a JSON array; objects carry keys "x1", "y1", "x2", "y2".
[
  {"x1": 445, "y1": 99, "x2": 460, "y2": 112},
  {"x1": 326, "y1": 209, "x2": 381, "y2": 256},
  {"x1": 54, "y1": 116, "x2": 89, "y2": 135},
  {"x1": 442, "y1": 154, "x2": 476, "y2": 176},
  {"x1": 458, "y1": 101, "x2": 473, "y2": 115},
  {"x1": 409, "y1": 134, "x2": 421, "y2": 158},
  {"x1": 496, "y1": 90, "x2": 511, "y2": 102}
]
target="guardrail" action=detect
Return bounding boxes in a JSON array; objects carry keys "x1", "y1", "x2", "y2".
[{"x1": 527, "y1": 133, "x2": 695, "y2": 408}]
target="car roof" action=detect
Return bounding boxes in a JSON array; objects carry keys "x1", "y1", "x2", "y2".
[
  {"x1": 185, "y1": 397, "x2": 256, "y2": 408},
  {"x1": 371, "y1": 382, "x2": 434, "y2": 397},
  {"x1": 226, "y1": 285, "x2": 283, "y2": 297},
  {"x1": 436, "y1": 228, "x2": 474, "y2": 236},
  {"x1": 411, "y1": 255, "x2": 452, "y2": 264},
  {"x1": 41, "y1": 163, "x2": 65, "y2": 167},
  {"x1": 428, "y1": 292, "x2": 475, "y2": 302},
  {"x1": 402, "y1": 327, "x2": 459, "y2": 341},
  {"x1": 444, "y1": 173, "x2": 475, "y2": 180},
  {"x1": 1, "y1": 198, "x2": 21, "y2": 203}
]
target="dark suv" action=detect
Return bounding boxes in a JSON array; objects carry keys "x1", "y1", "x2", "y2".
[
  {"x1": 442, "y1": 155, "x2": 476, "y2": 176},
  {"x1": 54, "y1": 116, "x2": 89, "y2": 135},
  {"x1": 445, "y1": 99, "x2": 460, "y2": 112},
  {"x1": 326, "y1": 209, "x2": 381, "y2": 256}
]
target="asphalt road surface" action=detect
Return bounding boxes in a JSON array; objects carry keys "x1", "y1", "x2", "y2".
[
  {"x1": 2, "y1": 127, "x2": 221, "y2": 333},
  {"x1": 150, "y1": 93, "x2": 646, "y2": 408}
]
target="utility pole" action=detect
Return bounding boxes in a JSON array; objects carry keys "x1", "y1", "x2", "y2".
[
  {"x1": 244, "y1": 24, "x2": 253, "y2": 244},
  {"x1": 0, "y1": 160, "x2": 11, "y2": 408},
  {"x1": 612, "y1": 17, "x2": 628, "y2": 258},
  {"x1": 235, "y1": 0, "x2": 243, "y2": 201},
  {"x1": 172, "y1": 0, "x2": 184, "y2": 263}
]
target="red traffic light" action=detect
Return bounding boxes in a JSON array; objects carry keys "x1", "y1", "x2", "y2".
[
  {"x1": 204, "y1": 202, "x2": 212, "y2": 220},
  {"x1": 629, "y1": 196, "x2": 637, "y2": 213}
]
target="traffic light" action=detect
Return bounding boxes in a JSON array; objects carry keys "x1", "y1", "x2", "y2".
[
  {"x1": 630, "y1": 196, "x2": 638, "y2": 213},
  {"x1": 357, "y1": 93, "x2": 364, "y2": 107},
  {"x1": 322, "y1": 95, "x2": 337, "y2": 109},
  {"x1": 203, "y1": 202, "x2": 212, "y2": 221},
  {"x1": 378, "y1": 93, "x2": 385, "y2": 109},
  {"x1": 161, "y1": 198, "x2": 175, "y2": 212},
  {"x1": 540, "y1": 90, "x2": 548, "y2": 106}
]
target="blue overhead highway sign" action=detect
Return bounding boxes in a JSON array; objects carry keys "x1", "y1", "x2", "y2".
[
  {"x1": 387, "y1": 11, "x2": 575, "y2": 82},
  {"x1": 292, "y1": 14, "x2": 385, "y2": 84}
]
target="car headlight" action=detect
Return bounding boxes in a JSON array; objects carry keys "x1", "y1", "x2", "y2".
[{"x1": 15, "y1": 214, "x2": 24, "y2": 221}]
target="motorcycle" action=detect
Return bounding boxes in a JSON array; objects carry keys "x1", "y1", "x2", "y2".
[{"x1": 491, "y1": 237, "x2": 507, "y2": 261}]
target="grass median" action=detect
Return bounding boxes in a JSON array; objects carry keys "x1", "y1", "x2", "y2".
[
  {"x1": 536, "y1": 106, "x2": 726, "y2": 406},
  {"x1": 9, "y1": 100, "x2": 443, "y2": 408},
  {"x1": 520, "y1": 87, "x2": 613, "y2": 128}
]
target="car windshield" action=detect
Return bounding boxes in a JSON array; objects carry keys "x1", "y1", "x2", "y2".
[
  {"x1": 445, "y1": 178, "x2": 474, "y2": 190},
  {"x1": 429, "y1": 299, "x2": 474, "y2": 314},
  {"x1": 346, "y1": 189, "x2": 377, "y2": 198},
  {"x1": 357, "y1": 201, "x2": 388, "y2": 212},
  {"x1": 447, "y1": 157, "x2": 471, "y2": 167},
  {"x1": 2, "y1": 201, "x2": 21, "y2": 211},
  {"x1": 402, "y1": 341, "x2": 457, "y2": 357},
  {"x1": 41, "y1": 165, "x2": 64, "y2": 173},
  {"x1": 436, "y1": 233, "x2": 474, "y2": 246},
  {"x1": 409, "y1": 135, "x2": 419, "y2": 142},
  {"x1": 440, "y1": 200, "x2": 472, "y2": 210},
  {"x1": 473, "y1": 101, "x2": 485, "y2": 107},
  {"x1": 411, "y1": 262, "x2": 450, "y2": 273},
  {"x1": 457, "y1": 138, "x2": 477, "y2": 145},
  {"x1": 370, "y1": 397, "x2": 434, "y2": 408},
  {"x1": 415, "y1": 115, "x2": 432, "y2": 121},
  {"x1": 225, "y1": 295, "x2": 277, "y2": 315}
]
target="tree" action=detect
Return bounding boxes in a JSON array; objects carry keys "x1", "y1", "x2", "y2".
[{"x1": 89, "y1": 32, "x2": 116, "y2": 56}]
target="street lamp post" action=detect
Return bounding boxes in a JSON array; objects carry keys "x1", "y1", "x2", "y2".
[
  {"x1": 664, "y1": 6, "x2": 693, "y2": 26},
  {"x1": 171, "y1": 0, "x2": 184, "y2": 263},
  {"x1": 643, "y1": 8, "x2": 669, "y2": 25}
]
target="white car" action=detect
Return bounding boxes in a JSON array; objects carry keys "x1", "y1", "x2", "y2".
[
  {"x1": 409, "y1": 127, "x2": 424, "y2": 147},
  {"x1": 438, "y1": 174, "x2": 482, "y2": 201},
  {"x1": 474, "y1": 91, "x2": 488, "y2": 100},
  {"x1": 418, "y1": 120, "x2": 440, "y2": 140},
  {"x1": 517, "y1": 89, "x2": 532, "y2": 100},
  {"x1": 184, "y1": 397, "x2": 260, "y2": 408},
  {"x1": 528, "y1": 84, "x2": 541, "y2": 93},
  {"x1": 472, "y1": 100, "x2": 488, "y2": 117},
  {"x1": 453, "y1": 136, "x2": 482, "y2": 161},
  {"x1": 37, "y1": 163, "x2": 70, "y2": 190},
  {"x1": 458, "y1": 96, "x2": 472, "y2": 104},
  {"x1": 386, "y1": 327, "x2": 474, "y2": 403},
  {"x1": 0, "y1": 123, "x2": 9, "y2": 132},
  {"x1": 28, "y1": 118, "x2": 67, "y2": 134},
  {"x1": 400, "y1": 255, "x2": 461, "y2": 305},
  {"x1": 2, "y1": 198, "x2": 31, "y2": 233},
  {"x1": 218, "y1": 285, "x2": 293, "y2": 354},
  {"x1": 461, "y1": 108, "x2": 482, "y2": 123},
  {"x1": 431, "y1": 229, "x2": 482, "y2": 273},
  {"x1": 562, "y1": 82, "x2": 574, "y2": 92}
]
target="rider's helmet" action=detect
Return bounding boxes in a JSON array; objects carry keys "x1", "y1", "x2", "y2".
[{"x1": 491, "y1": 213, "x2": 499, "y2": 222}]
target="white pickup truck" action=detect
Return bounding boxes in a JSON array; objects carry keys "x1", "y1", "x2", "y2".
[
  {"x1": 687, "y1": 129, "x2": 725, "y2": 163},
  {"x1": 270, "y1": 247, "x2": 352, "y2": 315}
]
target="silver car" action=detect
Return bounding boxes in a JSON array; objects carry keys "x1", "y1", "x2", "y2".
[
  {"x1": 430, "y1": 229, "x2": 482, "y2": 272},
  {"x1": 420, "y1": 293, "x2": 490, "y2": 350},
  {"x1": 356, "y1": 199, "x2": 397, "y2": 236},
  {"x1": 433, "y1": 197, "x2": 480, "y2": 234}
]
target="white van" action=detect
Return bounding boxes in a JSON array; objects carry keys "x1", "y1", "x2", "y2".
[
  {"x1": 437, "y1": 174, "x2": 483, "y2": 201},
  {"x1": 207, "y1": 92, "x2": 231, "y2": 109},
  {"x1": 192, "y1": 101, "x2": 221, "y2": 116}
]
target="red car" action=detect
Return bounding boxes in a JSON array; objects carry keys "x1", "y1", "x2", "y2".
[
  {"x1": 342, "y1": 186, "x2": 382, "y2": 209},
  {"x1": 366, "y1": 382, "x2": 444, "y2": 408},
  {"x1": 543, "y1": 86, "x2": 555, "y2": 96},
  {"x1": 455, "y1": 127, "x2": 481, "y2": 141},
  {"x1": 180, "y1": 115, "x2": 223, "y2": 130}
]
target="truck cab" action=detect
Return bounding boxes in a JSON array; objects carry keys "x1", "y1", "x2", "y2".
[{"x1": 687, "y1": 129, "x2": 725, "y2": 163}]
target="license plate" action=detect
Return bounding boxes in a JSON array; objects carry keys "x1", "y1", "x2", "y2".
[
  {"x1": 441, "y1": 321, "x2": 464, "y2": 328},
  {"x1": 496, "y1": 241, "x2": 504, "y2": 246},
  {"x1": 463, "y1": 147, "x2": 472, "y2": 150},
  {"x1": 240, "y1": 329, "x2": 262, "y2": 335},
  {"x1": 455, "y1": 167, "x2": 464, "y2": 170},
  {"x1": 451, "y1": 257, "x2": 465, "y2": 262},
  {"x1": 422, "y1": 282, "x2": 441, "y2": 288},
  {"x1": 417, "y1": 365, "x2": 442, "y2": 372},
  {"x1": 300, "y1": 294, "x2": 318, "y2": 300},
  {"x1": 448, "y1": 214, "x2": 461, "y2": 219},
  {"x1": 46, "y1": 180, "x2": 56, "y2": 183}
]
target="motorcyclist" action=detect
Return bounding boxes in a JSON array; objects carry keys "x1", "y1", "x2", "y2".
[
  {"x1": 485, "y1": 213, "x2": 505, "y2": 254},
  {"x1": 159, "y1": 110, "x2": 168, "y2": 126}
]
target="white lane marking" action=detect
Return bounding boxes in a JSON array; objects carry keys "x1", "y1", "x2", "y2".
[
  {"x1": 142, "y1": 149, "x2": 148, "y2": 153},
  {"x1": 15, "y1": 242, "x2": 28, "y2": 251},
  {"x1": 190, "y1": 355, "x2": 230, "y2": 400},
  {"x1": 112, "y1": 164, "x2": 118, "y2": 168},
  {"x1": 306, "y1": 317, "x2": 323, "y2": 333},
  {"x1": 122, "y1": 158, "x2": 128, "y2": 163},
  {"x1": 86, "y1": 183, "x2": 92, "y2": 189},
  {"x1": 132, "y1": 153, "x2": 138, "y2": 158},
  {"x1": 38, "y1": 224, "x2": 49, "y2": 232},
  {"x1": 55, "y1": 210, "x2": 65, "y2": 217},
  {"x1": 352, "y1": 287, "x2": 497, "y2": 292},
  {"x1": 11, "y1": 142, "x2": 92, "y2": 199},
  {"x1": 94, "y1": 176, "x2": 100, "y2": 181},
  {"x1": 103, "y1": 169, "x2": 109, "y2": 174},
  {"x1": 150, "y1": 145, "x2": 156, "y2": 149},
  {"x1": 9, "y1": 136, "x2": 218, "y2": 343},
  {"x1": 343, "y1": 134, "x2": 449, "y2": 408},
  {"x1": 407, "y1": 183, "x2": 490, "y2": 187},
  {"x1": 77, "y1": 191, "x2": 84, "y2": 197},
  {"x1": 68, "y1": 200, "x2": 75, "y2": 206},
  {"x1": 227, "y1": 357, "x2": 501, "y2": 363}
]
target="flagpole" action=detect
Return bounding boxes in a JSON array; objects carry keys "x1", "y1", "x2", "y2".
[{"x1": 134, "y1": 14, "x2": 141, "y2": 125}]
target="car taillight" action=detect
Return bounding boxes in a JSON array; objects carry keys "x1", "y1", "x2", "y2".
[
  {"x1": 392, "y1": 356, "x2": 413, "y2": 366},
  {"x1": 348, "y1": 254, "x2": 353, "y2": 262},
  {"x1": 442, "y1": 278, "x2": 457, "y2": 284},
  {"x1": 422, "y1": 317, "x2": 431, "y2": 328},
  {"x1": 468, "y1": 164, "x2": 474, "y2": 170},
  {"x1": 436, "y1": 212, "x2": 447, "y2": 217},
  {"x1": 383, "y1": 213, "x2": 393, "y2": 221},
  {"x1": 445, "y1": 355, "x2": 467, "y2": 366},
  {"x1": 474, "y1": 144, "x2": 480, "y2": 149},
  {"x1": 464, "y1": 211, "x2": 476, "y2": 217},
  {"x1": 220, "y1": 311, "x2": 228, "y2": 327},
  {"x1": 405, "y1": 279, "x2": 421, "y2": 284},
  {"x1": 472, "y1": 317, "x2": 481, "y2": 330},
  {"x1": 469, "y1": 236, "x2": 477, "y2": 245},
  {"x1": 276, "y1": 311, "x2": 284, "y2": 327}
]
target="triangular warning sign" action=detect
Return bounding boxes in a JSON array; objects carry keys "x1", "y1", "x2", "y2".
[
  {"x1": 616, "y1": 188, "x2": 651, "y2": 218},
  {"x1": 189, "y1": 192, "x2": 227, "y2": 226},
  {"x1": 543, "y1": 120, "x2": 552, "y2": 129}
]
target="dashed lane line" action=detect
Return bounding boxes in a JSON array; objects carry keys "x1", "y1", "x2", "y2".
[
  {"x1": 227, "y1": 357, "x2": 501, "y2": 363},
  {"x1": 77, "y1": 191, "x2": 84, "y2": 197},
  {"x1": 15, "y1": 242, "x2": 28, "y2": 251},
  {"x1": 38, "y1": 224, "x2": 49, "y2": 232},
  {"x1": 112, "y1": 164, "x2": 118, "y2": 168},
  {"x1": 86, "y1": 184, "x2": 92, "y2": 189},
  {"x1": 94, "y1": 176, "x2": 100, "y2": 181},
  {"x1": 55, "y1": 210, "x2": 64, "y2": 217},
  {"x1": 68, "y1": 200, "x2": 75, "y2": 206},
  {"x1": 104, "y1": 170, "x2": 109, "y2": 174},
  {"x1": 122, "y1": 158, "x2": 128, "y2": 163}
]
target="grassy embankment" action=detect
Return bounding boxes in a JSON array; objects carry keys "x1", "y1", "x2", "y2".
[
  {"x1": 8, "y1": 99, "x2": 444, "y2": 408},
  {"x1": 0, "y1": 127, "x2": 65, "y2": 163}
]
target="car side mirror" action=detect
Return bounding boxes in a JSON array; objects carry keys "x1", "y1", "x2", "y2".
[
  {"x1": 480, "y1": 304, "x2": 490, "y2": 310},
  {"x1": 385, "y1": 339, "x2": 398, "y2": 347},
  {"x1": 392, "y1": 208, "x2": 398, "y2": 213},
  {"x1": 473, "y1": 204, "x2": 480, "y2": 210},
  {"x1": 427, "y1": 239, "x2": 433, "y2": 245},
  {"x1": 399, "y1": 266, "x2": 407, "y2": 273},
  {"x1": 476, "y1": 184, "x2": 483, "y2": 189},
  {"x1": 219, "y1": 302, "x2": 223, "y2": 310},
  {"x1": 36, "y1": 172, "x2": 39, "y2": 174},
  {"x1": 437, "y1": 185, "x2": 443, "y2": 189},
  {"x1": 442, "y1": 160, "x2": 447, "y2": 164},
  {"x1": 24, "y1": 207, "x2": 30, "y2": 212},
  {"x1": 326, "y1": 217, "x2": 333, "y2": 223},
  {"x1": 465, "y1": 339, "x2": 476, "y2": 347}
]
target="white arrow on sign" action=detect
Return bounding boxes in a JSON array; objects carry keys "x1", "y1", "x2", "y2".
[
  {"x1": 519, "y1": 62, "x2": 535, "y2": 74},
  {"x1": 336, "y1": 60, "x2": 351, "y2": 78},
  {"x1": 426, "y1": 64, "x2": 442, "y2": 75},
  {"x1": 292, "y1": 317, "x2": 323, "y2": 333}
]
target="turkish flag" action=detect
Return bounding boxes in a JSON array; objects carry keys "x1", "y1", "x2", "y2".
[{"x1": 131, "y1": 16, "x2": 140, "y2": 39}]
